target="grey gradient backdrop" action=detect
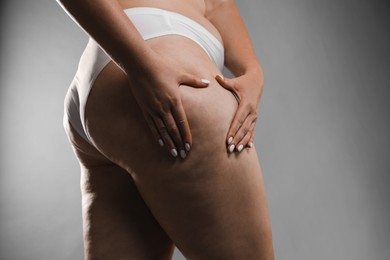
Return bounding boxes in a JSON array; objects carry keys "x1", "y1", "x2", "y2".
[{"x1": 1, "y1": 0, "x2": 389, "y2": 259}]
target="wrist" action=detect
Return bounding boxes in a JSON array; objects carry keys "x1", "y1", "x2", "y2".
[
  {"x1": 122, "y1": 45, "x2": 158, "y2": 79},
  {"x1": 243, "y1": 62, "x2": 262, "y2": 76},
  {"x1": 245, "y1": 64, "x2": 264, "y2": 86}
]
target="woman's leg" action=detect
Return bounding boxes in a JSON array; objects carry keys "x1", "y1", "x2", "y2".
[
  {"x1": 64, "y1": 121, "x2": 175, "y2": 259},
  {"x1": 85, "y1": 36, "x2": 274, "y2": 260}
]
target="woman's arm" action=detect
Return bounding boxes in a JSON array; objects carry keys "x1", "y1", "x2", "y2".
[
  {"x1": 57, "y1": 0, "x2": 153, "y2": 74},
  {"x1": 205, "y1": 0, "x2": 262, "y2": 76},
  {"x1": 57, "y1": 0, "x2": 210, "y2": 159},
  {"x1": 205, "y1": 0, "x2": 264, "y2": 152}
]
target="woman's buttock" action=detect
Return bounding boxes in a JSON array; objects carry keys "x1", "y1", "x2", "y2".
[
  {"x1": 81, "y1": 35, "x2": 271, "y2": 259},
  {"x1": 83, "y1": 35, "x2": 252, "y2": 178}
]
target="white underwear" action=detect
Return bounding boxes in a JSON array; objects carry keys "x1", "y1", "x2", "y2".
[{"x1": 63, "y1": 7, "x2": 225, "y2": 146}]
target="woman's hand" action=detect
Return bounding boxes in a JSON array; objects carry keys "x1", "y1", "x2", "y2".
[
  {"x1": 215, "y1": 69, "x2": 264, "y2": 153},
  {"x1": 127, "y1": 54, "x2": 210, "y2": 160}
]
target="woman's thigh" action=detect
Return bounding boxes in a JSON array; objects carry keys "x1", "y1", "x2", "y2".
[
  {"x1": 85, "y1": 37, "x2": 274, "y2": 259},
  {"x1": 64, "y1": 122, "x2": 175, "y2": 260}
]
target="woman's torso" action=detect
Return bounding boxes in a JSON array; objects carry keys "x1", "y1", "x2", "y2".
[{"x1": 117, "y1": 0, "x2": 223, "y2": 45}]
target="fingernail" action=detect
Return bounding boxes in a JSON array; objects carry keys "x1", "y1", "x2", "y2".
[
  {"x1": 237, "y1": 144, "x2": 244, "y2": 152},
  {"x1": 227, "y1": 136, "x2": 233, "y2": 145},
  {"x1": 216, "y1": 75, "x2": 224, "y2": 80},
  {"x1": 180, "y1": 150, "x2": 186, "y2": 159},
  {"x1": 228, "y1": 144, "x2": 235, "y2": 153},
  {"x1": 185, "y1": 143, "x2": 191, "y2": 151},
  {"x1": 158, "y1": 139, "x2": 164, "y2": 147},
  {"x1": 201, "y1": 79, "x2": 210, "y2": 84},
  {"x1": 249, "y1": 142, "x2": 254, "y2": 148},
  {"x1": 171, "y1": 149, "x2": 178, "y2": 157}
]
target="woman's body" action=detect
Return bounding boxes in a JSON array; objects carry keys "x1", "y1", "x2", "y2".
[{"x1": 60, "y1": 0, "x2": 274, "y2": 259}]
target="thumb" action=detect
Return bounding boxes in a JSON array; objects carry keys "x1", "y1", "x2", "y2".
[
  {"x1": 215, "y1": 74, "x2": 235, "y2": 92},
  {"x1": 216, "y1": 75, "x2": 241, "y2": 103},
  {"x1": 180, "y1": 74, "x2": 210, "y2": 88}
]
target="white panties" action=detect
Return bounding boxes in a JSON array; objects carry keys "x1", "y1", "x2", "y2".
[{"x1": 63, "y1": 7, "x2": 225, "y2": 146}]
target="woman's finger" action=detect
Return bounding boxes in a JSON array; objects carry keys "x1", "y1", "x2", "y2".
[
  {"x1": 246, "y1": 121, "x2": 256, "y2": 148},
  {"x1": 171, "y1": 99, "x2": 192, "y2": 159},
  {"x1": 236, "y1": 129, "x2": 252, "y2": 152},
  {"x1": 225, "y1": 103, "x2": 247, "y2": 151},
  {"x1": 143, "y1": 112, "x2": 164, "y2": 147},
  {"x1": 180, "y1": 73, "x2": 210, "y2": 88},
  {"x1": 161, "y1": 112, "x2": 186, "y2": 159},
  {"x1": 215, "y1": 75, "x2": 241, "y2": 101},
  {"x1": 228, "y1": 111, "x2": 256, "y2": 153},
  {"x1": 153, "y1": 116, "x2": 178, "y2": 158}
]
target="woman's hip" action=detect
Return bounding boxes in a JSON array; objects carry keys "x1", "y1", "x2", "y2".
[{"x1": 79, "y1": 44, "x2": 260, "y2": 174}]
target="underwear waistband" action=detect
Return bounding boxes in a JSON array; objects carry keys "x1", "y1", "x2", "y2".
[{"x1": 123, "y1": 7, "x2": 225, "y2": 70}]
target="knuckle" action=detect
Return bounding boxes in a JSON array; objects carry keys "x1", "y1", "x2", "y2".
[
  {"x1": 152, "y1": 99, "x2": 164, "y2": 110},
  {"x1": 251, "y1": 108, "x2": 258, "y2": 116},
  {"x1": 243, "y1": 102, "x2": 256, "y2": 114},
  {"x1": 177, "y1": 119, "x2": 186, "y2": 126},
  {"x1": 236, "y1": 117, "x2": 245, "y2": 126},
  {"x1": 167, "y1": 124, "x2": 178, "y2": 132},
  {"x1": 158, "y1": 126, "x2": 168, "y2": 133},
  {"x1": 240, "y1": 133, "x2": 246, "y2": 140},
  {"x1": 173, "y1": 97, "x2": 182, "y2": 106},
  {"x1": 160, "y1": 99, "x2": 174, "y2": 111},
  {"x1": 149, "y1": 108, "x2": 161, "y2": 118},
  {"x1": 235, "y1": 131, "x2": 245, "y2": 140},
  {"x1": 242, "y1": 125, "x2": 250, "y2": 134},
  {"x1": 169, "y1": 95, "x2": 180, "y2": 105},
  {"x1": 155, "y1": 108, "x2": 167, "y2": 118},
  {"x1": 252, "y1": 112, "x2": 258, "y2": 120},
  {"x1": 251, "y1": 120, "x2": 257, "y2": 128},
  {"x1": 150, "y1": 126, "x2": 159, "y2": 135}
]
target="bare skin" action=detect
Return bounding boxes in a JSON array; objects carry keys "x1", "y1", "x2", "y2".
[{"x1": 60, "y1": 0, "x2": 274, "y2": 259}]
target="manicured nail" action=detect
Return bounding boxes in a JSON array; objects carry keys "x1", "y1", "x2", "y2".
[
  {"x1": 237, "y1": 144, "x2": 244, "y2": 152},
  {"x1": 180, "y1": 150, "x2": 186, "y2": 159},
  {"x1": 171, "y1": 149, "x2": 178, "y2": 157},
  {"x1": 158, "y1": 139, "x2": 164, "y2": 147},
  {"x1": 201, "y1": 79, "x2": 210, "y2": 84},
  {"x1": 185, "y1": 142, "x2": 191, "y2": 151},
  {"x1": 229, "y1": 144, "x2": 235, "y2": 153},
  {"x1": 249, "y1": 142, "x2": 254, "y2": 148},
  {"x1": 216, "y1": 75, "x2": 224, "y2": 80},
  {"x1": 227, "y1": 136, "x2": 233, "y2": 145}
]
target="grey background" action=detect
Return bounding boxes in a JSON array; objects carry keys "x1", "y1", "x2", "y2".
[{"x1": 1, "y1": 0, "x2": 389, "y2": 259}]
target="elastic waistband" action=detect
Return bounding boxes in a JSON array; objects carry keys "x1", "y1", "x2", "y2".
[{"x1": 123, "y1": 7, "x2": 224, "y2": 51}]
